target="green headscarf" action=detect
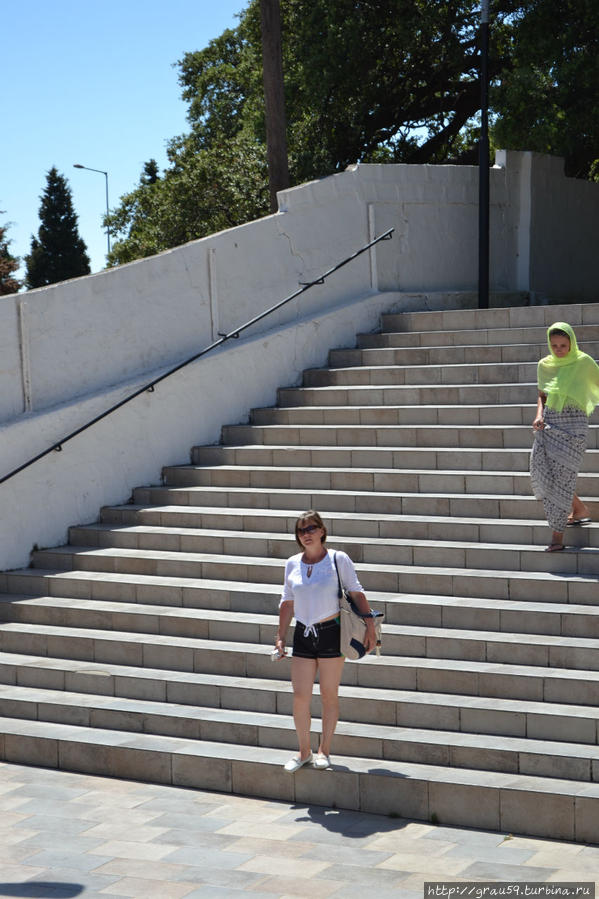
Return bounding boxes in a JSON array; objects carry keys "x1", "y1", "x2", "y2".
[{"x1": 537, "y1": 321, "x2": 599, "y2": 416}]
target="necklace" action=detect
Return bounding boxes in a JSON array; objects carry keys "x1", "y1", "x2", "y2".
[{"x1": 303, "y1": 550, "x2": 326, "y2": 578}]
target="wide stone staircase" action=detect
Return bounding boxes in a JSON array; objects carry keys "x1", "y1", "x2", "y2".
[{"x1": 1, "y1": 300, "x2": 599, "y2": 843}]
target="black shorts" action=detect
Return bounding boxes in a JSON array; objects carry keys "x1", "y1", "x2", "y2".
[{"x1": 292, "y1": 618, "x2": 342, "y2": 659}]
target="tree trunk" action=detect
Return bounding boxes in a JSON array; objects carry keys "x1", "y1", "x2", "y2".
[{"x1": 260, "y1": 0, "x2": 290, "y2": 213}]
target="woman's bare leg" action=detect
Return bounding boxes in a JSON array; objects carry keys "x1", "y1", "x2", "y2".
[
  {"x1": 291, "y1": 657, "x2": 317, "y2": 759},
  {"x1": 316, "y1": 656, "x2": 345, "y2": 756},
  {"x1": 546, "y1": 529, "x2": 564, "y2": 551},
  {"x1": 569, "y1": 494, "x2": 591, "y2": 521}
]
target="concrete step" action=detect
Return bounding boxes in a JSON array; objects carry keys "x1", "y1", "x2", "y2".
[
  {"x1": 1, "y1": 715, "x2": 598, "y2": 841},
  {"x1": 359, "y1": 322, "x2": 599, "y2": 350},
  {"x1": 4, "y1": 594, "x2": 599, "y2": 669},
  {"x1": 378, "y1": 307, "x2": 599, "y2": 336},
  {"x1": 1, "y1": 651, "x2": 598, "y2": 745},
  {"x1": 132, "y1": 483, "x2": 539, "y2": 515},
  {"x1": 6, "y1": 586, "x2": 599, "y2": 639},
  {"x1": 20, "y1": 548, "x2": 599, "y2": 602},
  {"x1": 29, "y1": 529, "x2": 599, "y2": 576},
  {"x1": 4, "y1": 621, "x2": 599, "y2": 704},
  {"x1": 98, "y1": 504, "x2": 599, "y2": 548},
  {"x1": 130, "y1": 484, "x2": 598, "y2": 523},
  {"x1": 329, "y1": 340, "x2": 599, "y2": 368},
  {"x1": 277, "y1": 382, "x2": 537, "y2": 407},
  {"x1": 251, "y1": 402, "x2": 535, "y2": 426},
  {"x1": 0, "y1": 684, "x2": 598, "y2": 782},
  {"x1": 222, "y1": 422, "x2": 599, "y2": 450},
  {"x1": 161, "y1": 462, "x2": 599, "y2": 500},
  {"x1": 302, "y1": 361, "x2": 537, "y2": 388},
  {"x1": 190, "y1": 444, "x2": 599, "y2": 473},
  {"x1": 67, "y1": 521, "x2": 599, "y2": 566}
]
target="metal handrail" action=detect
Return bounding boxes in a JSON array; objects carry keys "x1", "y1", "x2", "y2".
[{"x1": 1, "y1": 227, "x2": 394, "y2": 487}]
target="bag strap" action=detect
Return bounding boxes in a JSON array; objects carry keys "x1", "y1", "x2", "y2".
[
  {"x1": 333, "y1": 551, "x2": 380, "y2": 619},
  {"x1": 332, "y1": 551, "x2": 343, "y2": 600}
]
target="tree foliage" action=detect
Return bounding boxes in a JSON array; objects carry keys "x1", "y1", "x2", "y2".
[
  {"x1": 25, "y1": 167, "x2": 91, "y2": 289},
  {"x1": 0, "y1": 218, "x2": 21, "y2": 296},
  {"x1": 492, "y1": 0, "x2": 599, "y2": 178},
  {"x1": 107, "y1": 0, "x2": 598, "y2": 265}
]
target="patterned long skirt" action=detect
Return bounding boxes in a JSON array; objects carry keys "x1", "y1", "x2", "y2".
[{"x1": 530, "y1": 405, "x2": 589, "y2": 533}]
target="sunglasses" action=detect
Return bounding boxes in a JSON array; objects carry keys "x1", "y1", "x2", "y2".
[{"x1": 297, "y1": 524, "x2": 320, "y2": 535}]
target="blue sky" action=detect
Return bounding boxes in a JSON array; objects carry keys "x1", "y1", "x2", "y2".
[{"x1": 2, "y1": 0, "x2": 247, "y2": 281}]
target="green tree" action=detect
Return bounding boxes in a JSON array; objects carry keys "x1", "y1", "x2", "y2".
[
  {"x1": 25, "y1": 167, "x2": 91, "y2": 289},
  {"x1": 492, "y1": 0, "x2": 599, "y2": 178},
  {"x1": 106, "y1": 136, "x2": 269, "y2": 266},
  {"x1": 0, "y1": 217, "x2": 21, "y2": 295},
  {"x1": 107, "y1": 0, "x2": 598, "y2": 265}
]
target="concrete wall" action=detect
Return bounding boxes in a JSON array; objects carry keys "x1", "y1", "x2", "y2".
[
  {"x1": 0, "y1": 288, "x2": 408, "y2": 571},
  {"x1": 1, "y1": 150, "x2": 598, "y2": 571},
  {"x1": 496, "y1": 149, "x2": 599, "y2": 303}
]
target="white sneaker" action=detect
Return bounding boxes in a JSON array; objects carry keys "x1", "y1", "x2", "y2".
[
  {"x1": 284, "y1": 753, "x2": 313, "y2": 773},
  {"x1": 313, "y1": 753, "x2": 331, "y2": 770}
]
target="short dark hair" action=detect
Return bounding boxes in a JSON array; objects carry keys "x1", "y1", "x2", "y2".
[
  {"x1": 549, "y1": 328, "x2": 570, "y2": 339},
  {"x1": 294, "y1": 510, "x2": 327, "y2": 547}
]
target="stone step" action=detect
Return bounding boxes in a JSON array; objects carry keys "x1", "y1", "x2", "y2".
[
  {"x1": 30, "y1": 529, "x2": 599, "y2": 576},
  {"x1": 98, "y1": 504, "x2": 599, "y2": 548},
  {"x1": 132, "y1": 483, "x2": 556, "y2": 518},
  {"x1": 4, "y1": 620, "x2": 599, "y2": 697},
  {"x1": 251, "y1": 402, "x2": 535, "y2": 426},
  {"x1": 329, "y1": 340, "x2": 599, "y2": 368},
  {"x1": 0, "y1": 651, "x2": 598, "y2": 744},
  {"x1": 68, "y1": 521, "x2": 599, "y2": 566},
  {"x1": 161, "y1": 462, "x2": 599, "y2": 500},
  {"x1": 5, "y1": 588, "x2": 599, "y2": 649},
  {"x1": 1, "y1": 715, "x2": 598, "y2": 841},
  {"x1": 5, "y1": 587, "x2": 599, "y2": 646},
  {"x1": 359, "y1": 322, "x2": 599, "y2": 350},
  {"x1": 21, "y1": 549, "x2": 599, "y2": 603},
  {"x1": 303, "y1": 361, "x2": 537, "y2": 388},
  {"x1": 190, "y1": 444, "x2": 599, "y2": 473},
  {"x1": 388, "y1": 304, "x2": 599, "y2": 329},
  {"x1": 277, "y1": 382, "x2": 537, "y2": 406},
  {"x1": 221, "y1": 422, "x2": 599, "y2": 450},
  {"x1": 0, "y1": 684, "x2": 598, "y2": 782},
  {"x1": 379, "y1": 308, "x2": 599, "y2": 336}
]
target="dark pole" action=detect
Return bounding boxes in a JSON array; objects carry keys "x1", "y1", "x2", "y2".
[
  {"x1": 260, "y1": 0, "x2": 290, "y2": 213},
  {"x1": 478, "y1": 0, "x2": 490, "y2": 309}
]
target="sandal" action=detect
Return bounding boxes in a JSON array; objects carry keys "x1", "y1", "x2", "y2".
[
  {"x1": 567, "y1": 517, "x2": 592, "y2": 527},
  {"x1": 545, "y1": 543, "x2": 565, "y2": 552}
]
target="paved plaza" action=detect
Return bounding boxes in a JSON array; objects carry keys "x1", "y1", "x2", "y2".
[{"x1": 0, "y1": 761, "x2": 598, "y2": 897}]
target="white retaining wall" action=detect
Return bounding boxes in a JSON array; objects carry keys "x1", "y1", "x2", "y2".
[{"x1": 0, "y1": 151, "x2": 597, "y2": 570}]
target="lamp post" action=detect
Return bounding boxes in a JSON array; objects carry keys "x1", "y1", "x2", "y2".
[
  {"x1": 478, "y1": 0, "x2": 490, "y2": 309},
  {"x1": 73, "y1": 164, "x2": 111, "y2": 256}
]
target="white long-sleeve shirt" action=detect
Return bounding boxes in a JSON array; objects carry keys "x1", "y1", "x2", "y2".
[{"x1": 279, "y1": 549, "x2": 363, "y2": 628}]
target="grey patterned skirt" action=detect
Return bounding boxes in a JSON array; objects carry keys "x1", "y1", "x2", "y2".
[{"x1": 530, "y1": 405, "x2": 589, "y2": 532}]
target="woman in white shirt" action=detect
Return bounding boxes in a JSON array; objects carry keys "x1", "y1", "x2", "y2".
[{"x1": 274, "y1": 510, "x2": 376, "y2": 772}]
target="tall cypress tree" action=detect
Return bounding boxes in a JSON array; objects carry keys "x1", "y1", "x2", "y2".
[
  {"x1": 0, "y1": 218, "x2": 21, "y2": 295},
  {"x1": 25, "y1": 167, "x2": 91, "y2": 289}
]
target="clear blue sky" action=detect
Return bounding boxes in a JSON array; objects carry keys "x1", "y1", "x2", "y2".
[{"x1": 2, "y1": 0, "x2": 247, "y2": 282}]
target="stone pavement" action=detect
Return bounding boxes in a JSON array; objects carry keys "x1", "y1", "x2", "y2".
[{"x1": 0, "y1": 762, "x2": 598, "y2": 898}]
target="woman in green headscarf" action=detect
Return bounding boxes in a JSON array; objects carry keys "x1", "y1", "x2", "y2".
[{"x1": 531, "y1": 322, "x2": 599, "y2": 551}]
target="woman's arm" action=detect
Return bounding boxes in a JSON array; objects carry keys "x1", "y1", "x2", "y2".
[
  {"x1": 275, "y1": 600, "x2": 294, "y2": 657},
  {"x1": 533, "y1": 392, "x2": 547, "y2": 430}
]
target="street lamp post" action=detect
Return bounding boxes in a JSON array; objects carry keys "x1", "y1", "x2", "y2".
[
  {"x1": 478, "y1": 0, "x2": 490, "y2": 310},
  {"x1": 73, "y1": 164, "x2": 111, "y2": 256}
]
